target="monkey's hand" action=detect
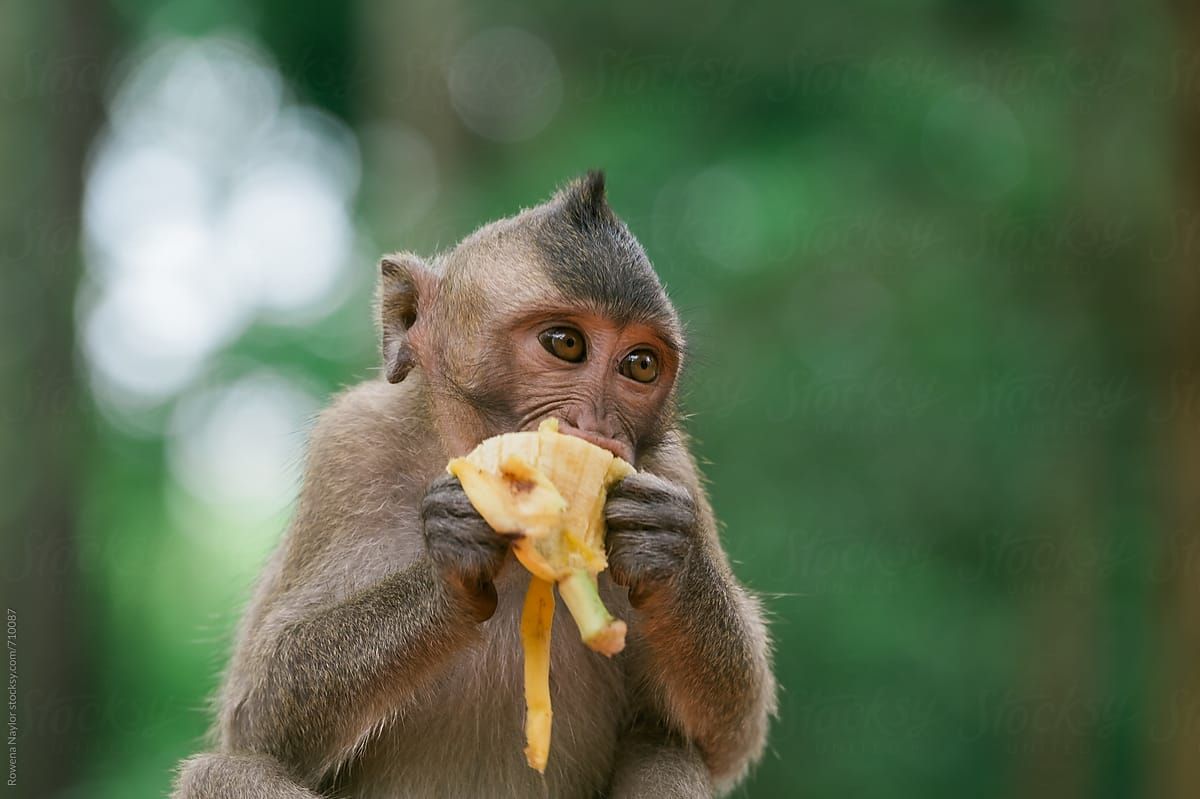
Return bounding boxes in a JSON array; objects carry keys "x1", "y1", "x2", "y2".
[
  {"x1": 604, "y1": 472, "x2": 700, "y2": 609},
  {"x1": 421, "y1": 473, "x2": 511, "y2": 621},
  {"x1": 605, "y1": 468, "x2": 775, "y2": 789}
]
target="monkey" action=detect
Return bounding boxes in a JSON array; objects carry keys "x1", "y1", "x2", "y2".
[{"x1": 172, "y1": 171, "x2": 776, "y2": 799}]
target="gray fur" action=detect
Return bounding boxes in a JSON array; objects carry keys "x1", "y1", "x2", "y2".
[
  {"x1": 172, "y1": 175, "x2": 775, "y2": 799},
  {"x1": 533, "y1": 171, "x2": 680, "y2": 332}
]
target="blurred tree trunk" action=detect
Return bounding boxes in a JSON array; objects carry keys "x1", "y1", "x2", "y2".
[
  {"x1": 0, "y1": 1, "x2": 112, "y2": 796},
  {"x1": 1157, "y1": 4, "x2": 1200, "y2": 798},
  {"x1": 1009, "y1": 3, "x2": 1139, "y2": 796},
  {"x1": 1013, "y1": 459, "x2": 1099, "y2": 799}
]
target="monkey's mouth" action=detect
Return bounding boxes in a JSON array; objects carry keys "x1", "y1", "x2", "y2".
[{"x1": 555, "y1": 422, "x2": 633, "y2": 463}]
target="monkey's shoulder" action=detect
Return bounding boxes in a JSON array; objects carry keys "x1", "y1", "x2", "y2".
[
  {"x1": 290, "y1": 377, "x2": 441, "y2": 537},
  {"x1": 307, "y1": 376, "x2": 440, "y2": 467},
  {"x1": 271, "y1": 378, "x2": 435, "y2": 589}
]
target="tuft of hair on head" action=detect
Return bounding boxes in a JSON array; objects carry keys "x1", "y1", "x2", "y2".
[
  {"x1": 533, "y1": 169, "x2": 682, "y2": 333},
  {"x1": 559, "y1": 169, "x2": 615, "y2": 231}
]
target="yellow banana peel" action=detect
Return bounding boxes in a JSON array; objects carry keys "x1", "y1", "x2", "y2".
[{"x1": 446, "y1": 418, "x2": 634, "y2": 772}]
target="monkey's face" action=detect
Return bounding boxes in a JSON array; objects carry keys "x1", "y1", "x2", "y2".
[
  {"x1": 423, "y1": 281, "x2": 683, "y2": 464},
  {"x1": 496, "y1": 309, "x2": 680, "y2": 463},
  {"x1": 384, "y1": 172, "x2": 685, "y2": 462}
]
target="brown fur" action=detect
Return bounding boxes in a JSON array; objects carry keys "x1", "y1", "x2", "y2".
[{"x1": 173, "y1": 174, "x2": 775, "y2": 798}]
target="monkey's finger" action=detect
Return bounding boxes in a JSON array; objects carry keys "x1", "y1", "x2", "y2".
[
  {"x1": 423, "y1": 515, "x2": 496, "y2": 556},
  {"x1": 426, "y1": 499, "x2": 488, "y2": 523},
  {"x1": 605, "y1": 527, "x2": 688, "y2": 588},
  {"x1": 427, "y1": 472, "x2": 463, "y2": 491},
  {"x1": 426, "y1": 493, "x2": 522, "y2": 540},
  {"x1": 495, "y1": 530, "x2": 526, "y2": 541},
  {"x1": 421, "y1": 487, "x2": 487, "y2": 524},
  {"x1": 424, "y1": 474, "x2": 469, "y2": 501},
  {"x1": 425, "y1": 473, "x2": 493, "y2": 508},
  {"x1": 604, "y1": 497, "x2": 696, "y2": 534},
  {"x1": 607, "y1": 472, "x2": 685, "y2": 504}
]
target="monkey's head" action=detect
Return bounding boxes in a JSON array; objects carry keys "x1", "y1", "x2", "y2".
[{"x1": 378, "y1": 171, "x2": 684, "y2": 463}]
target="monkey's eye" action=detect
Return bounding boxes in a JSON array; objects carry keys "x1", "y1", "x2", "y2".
[
  {"x1": 538, "y1": 327, "x2": 587, "y2": 363},
  {"x1": 619, "y1": 349, "x2": 659, "y2": 383}
]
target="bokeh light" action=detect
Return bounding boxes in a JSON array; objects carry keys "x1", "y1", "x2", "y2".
[
  {"x1": 446, "y1": 27, "x2": 563, "y2": 142},
  {"x1": 166, "y1": 369, "x2": 319, "y2": 519},
  {"x1": 6, "y1": 4, "x2": 1183, "y2": 798},
  {"x1": 79, "y1": 34, "x2": 362, "y2": 415}
]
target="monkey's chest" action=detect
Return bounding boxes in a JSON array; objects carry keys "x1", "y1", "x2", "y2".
[{"x1": 344, "y1": 568, "x2": 630, "y2": 799}]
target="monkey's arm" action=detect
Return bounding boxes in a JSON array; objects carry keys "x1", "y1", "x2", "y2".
[
  {"x1": 606, "y1": 433, "x2": 776, "y2": 792},
  {"x1": 220, "y1": 557, "x2": 479, "y2": 784},
  {"x1": 216, "y1": 385, "x2": 507, "y2": 787}
]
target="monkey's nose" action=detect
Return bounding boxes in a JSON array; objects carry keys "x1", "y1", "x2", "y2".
[{"x1": 557, "y1": 422, "x2": 633, "y2": 463}]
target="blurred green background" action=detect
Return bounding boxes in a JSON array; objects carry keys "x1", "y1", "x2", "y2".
[{"x1": 4, "y1": 1, "x2": 1199, "y2": 797}]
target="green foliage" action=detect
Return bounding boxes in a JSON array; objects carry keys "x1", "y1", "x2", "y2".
[{"x1": 67, "y1": 1, "x2": 1171, "y2": 797}]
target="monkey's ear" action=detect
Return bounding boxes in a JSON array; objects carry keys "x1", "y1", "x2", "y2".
[{"x1": 379, "y1": 252, "x2": 439, "y2": 383}]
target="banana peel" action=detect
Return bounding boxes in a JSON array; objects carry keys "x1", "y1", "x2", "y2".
[
  {"x1": 520, "y1": 576, "x2": 555, "y2": 772},
  {"x1": 446, "y1": 418, "x2": 635, "y2": 772},
  {"x1": 447, "y1": 418, "x2": 635, "y2": 653}
]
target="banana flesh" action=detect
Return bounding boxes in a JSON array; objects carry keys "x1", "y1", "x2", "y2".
[{"x1": 446, "y1": 419, "x2": 635, "y2": 772}]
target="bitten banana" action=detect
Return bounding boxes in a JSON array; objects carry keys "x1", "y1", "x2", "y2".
[
  {"x1": 448, "y1": 418, "x2": 634, "y2": 653},
  {"x1": 446, "y1": 418, "x2": 635, "y2": 772}
]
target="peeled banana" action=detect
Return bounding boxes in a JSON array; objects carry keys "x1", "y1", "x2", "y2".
[{"x1": 446, "y1": 418, "x2": 635, "y2": 772}]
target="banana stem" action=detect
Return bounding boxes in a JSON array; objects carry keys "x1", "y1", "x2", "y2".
[
  {"x1": 558, "y1": 569, "x2": 627, "y2": 657},
  {"x1": 521, "y1": 577, "x2": 555, "y2": 773}
]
